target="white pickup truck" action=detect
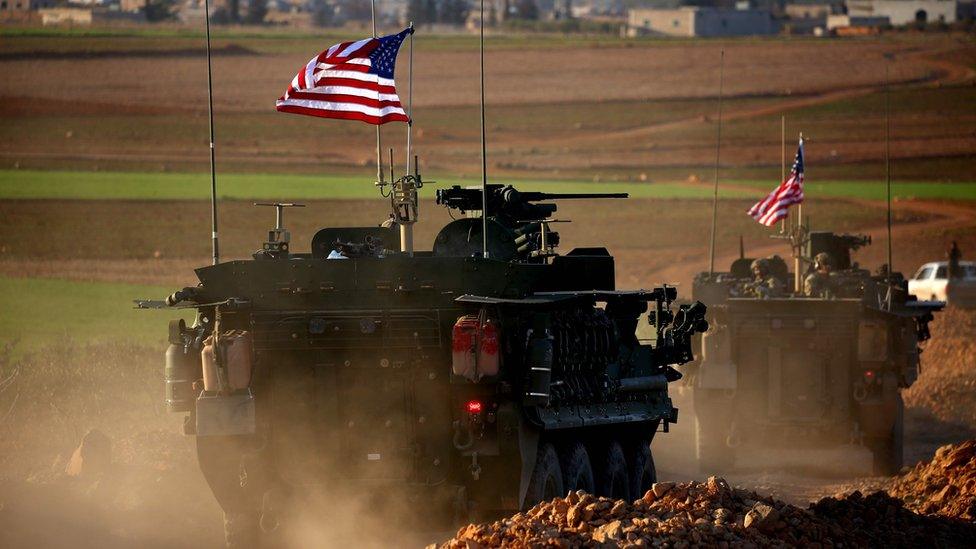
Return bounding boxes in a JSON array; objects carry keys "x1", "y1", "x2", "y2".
[{"x1": 908, "y1": 261, "x2": 976, "y2": 307}]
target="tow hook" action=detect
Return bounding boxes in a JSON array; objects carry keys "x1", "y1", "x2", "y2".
[
  {"x1": 469, "y1": 452, "x2": 482, "y2": 481},
  {"x1": 852, "y1": 383, "x2": 868, "y2": 402},
  {"x1": 452, "y1": 420, "x2": 474, "y2": 451}
]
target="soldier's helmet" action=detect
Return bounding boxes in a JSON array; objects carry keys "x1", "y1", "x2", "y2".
[
  {"x1": 814, "y1": 252, "x2": 834, "y2": 272},
  {"x1": 751, "y1": 258, "x2": 769, "y2": 278}
]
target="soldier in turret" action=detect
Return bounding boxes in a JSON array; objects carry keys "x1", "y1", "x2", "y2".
[
  {"x1": 745, "y1": 258, "x2": 785, "y2": 298},
  {"x1": 804, "y1": 252, "x2": 834, "y2": 297}
]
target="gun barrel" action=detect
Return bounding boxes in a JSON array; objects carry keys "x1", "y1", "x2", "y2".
[{"x1": 521, "y1": 192, "x2": 629, "y2": 201}]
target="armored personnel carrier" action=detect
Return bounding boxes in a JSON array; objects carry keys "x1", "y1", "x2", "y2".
[
  {"x1": 154, "y1": 182, "x2": 706, "y2": 544},
  {"x1": 691, "y1": 230, "x2": 940, "y2": 475}
]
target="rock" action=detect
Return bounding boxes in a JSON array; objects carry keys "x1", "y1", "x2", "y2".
[
  {"x1": 611, "y1": 500, "x2": 627, "y2": 516},
  {"x1": 64, "y1": 429, "x2": 111, "y2": 478},
  {"x1": 652, "y1": 482, "x2": 674, "y2": 498},
  {"x1": 592, "y1": 519, "x2": 624, "y2": 542},
  {"x1": 641, "y1": 490, "x2": 656, "y2": 505}
]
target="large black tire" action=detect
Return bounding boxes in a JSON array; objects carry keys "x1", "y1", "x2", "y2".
[
  {"x1": 869, "y1": 396, "x2": 905, "y2": 476},
  {"x1": 627, "y1": 439, "x2": 656, "y2": 500},
  {"x1": 695, "y1": 398, "x2": 735, "y2": 475},
  {"x1": 524, "y1": 443, "x2": 565, "y2": 507},
  {"x1": 560, "y1": 442, "x2": 595, "y2": 495},
  {"x1": 595, "y1": 440, "x2": 631, "y2": 501}
]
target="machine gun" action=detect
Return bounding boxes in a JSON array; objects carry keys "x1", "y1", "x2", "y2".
[
  {"x1": 805, "y1": 231, "x2": 872, "y2": 271},
  {"x1": 433, "y1": 184, "x2": 628, "y2": 261},
  {"x1": 435, "y1": 184, "x2": 627, "y2": 222}
]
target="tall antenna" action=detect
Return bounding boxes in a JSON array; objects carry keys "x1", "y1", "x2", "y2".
[
  {"x1": 372, "y1": 0, "x2": 384, "y2": 187},
  {"x1": 707, "y1": 49, "x2": 725, "y2": 276},
  {"x1": 204, "y1": 0, "x2": 219, "y2": 265},
  {"x1": 479, "y1": 0, "x2": 489, "y2": 259},
  {"x1": 406, "y1": 21, "x2": 414, "y2": 175},
  {"x1": 884, "y1": 58, "x2": 893, "y2": 276}
]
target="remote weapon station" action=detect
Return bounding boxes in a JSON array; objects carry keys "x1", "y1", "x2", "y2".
[{"x1": 147, "y1": 11, "x2": 707, "y2": 545}]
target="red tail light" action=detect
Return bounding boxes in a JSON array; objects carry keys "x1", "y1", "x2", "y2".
[{"x1": 466, "y1": 400, "x2": 483, "y2": 414}]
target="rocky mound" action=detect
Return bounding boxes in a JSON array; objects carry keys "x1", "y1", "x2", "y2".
[
  {"x1": 439, "y1": 477, "x2": 976, "y2": 548},
  {"x1": 888, "y1": 439, "x2": 976, "y2": 521},
  {"x1": 903, "y1": 307, "x2": 976, "y2": 428}
]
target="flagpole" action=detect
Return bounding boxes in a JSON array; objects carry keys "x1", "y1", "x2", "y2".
[
  {"x1": 406, "y1": 21, "x2": 414, "y2": 176},
  {"x1": 204, "y1": 0, "x2": 219, "y2": 266},
  {"x1": 479, "y1": 0, "x2": 489, "y2": 259},
  {"x1": 372, "y1": 0, "x2": 384, "y2": 187},
  {"x1": 780, "y1": 115, "x2": 786, "y2": 234},
  {"x1": 885, "y1": 60, "x2": 892, "y2": 278},
  {"x1": 794, "y1": 132, "x2": 804, "y2": 294},
  {"x1": 707, "y1": 49, "x2": 725, "y2": 277}
]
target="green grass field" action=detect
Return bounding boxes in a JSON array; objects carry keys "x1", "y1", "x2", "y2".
[
  {"x1": 1, "y1": 170, "x2": 972, "y2": 201},
  {"x1": 0, "y1": 169, "x2": 761, "y2": 200},
  {"x1": 0, "y1": 276, "x2": 194, "y2": 350}
]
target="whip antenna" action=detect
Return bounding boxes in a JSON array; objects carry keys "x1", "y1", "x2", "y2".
[
  {"x1": 707, "y1": 49, "x2": 725, "y2": 276},
  {"x1": 884, "y1": 58, "x2": 893, "y2": 277},
  {"x1": 479, "y1": 0, "x2": 490, "y2": 259},
  {"x1": 372, "y1": 0, "x2": 384, "y2": 187},
  {"x1": 204, "y1": 0, "x2": 219, "y2": 265}
]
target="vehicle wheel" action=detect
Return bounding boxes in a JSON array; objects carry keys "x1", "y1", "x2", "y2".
[
  {"x1": 560, "y1": 442, "x2": 595, "y2": 495},
  {"x1": 627, "y1": 439, "x2": 656, "y2": 499},
  {"x1": 595, "y1": 440, "x2": 630, "y2": 501},
  {"x1": 524, "y1": 442, "x2": 564, "y2": 507},
  {"x1": 869, "y1": 396, "x2": 904, "y2": 476}
]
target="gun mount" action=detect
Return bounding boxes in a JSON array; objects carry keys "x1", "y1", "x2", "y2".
[{"x1": 433, "y1": 184, "x2": 628, "y2": 261}]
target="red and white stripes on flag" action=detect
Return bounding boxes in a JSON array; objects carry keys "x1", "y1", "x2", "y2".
[
  {"x1": 748, "y1": 138, "x2": 805, "y2": 226},
  {"x1": 276, "y1": 28, "x2": 411, "y2": 125}
]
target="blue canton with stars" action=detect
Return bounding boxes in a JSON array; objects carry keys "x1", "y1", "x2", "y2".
[
  {"x1": 368, "y1": 28, "x2": 412, "y2": 79},
  {"x1": 791, "y1": 142, "x2": 804, "y2": 175}
]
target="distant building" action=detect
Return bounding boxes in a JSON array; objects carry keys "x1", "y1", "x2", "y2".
[
  {"x1": 38, "y1": 6, "x2": 94, "y2": 23},
  {"x1": 846, "y1": 0, "x2": 957, "y2": 25},
  {"x1": 826, "y1": 13, "x2": 890, "y2": 31},
  {"x1": 1, "y1": 0, "x2": 55, "y2": 16},
  {"x1": 627, "y1": 6, "x2": 776, "y2": 37}
]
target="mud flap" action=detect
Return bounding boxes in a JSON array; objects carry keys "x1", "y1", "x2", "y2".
[{"x1": 197, "y1": 391, "x2": 257, "y2": 436}]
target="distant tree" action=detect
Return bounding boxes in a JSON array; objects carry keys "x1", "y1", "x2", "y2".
[
  {"x1": 336, "y1": 0, "x2": 371, "y2": 21},
  {"x1": 144, "y1": 0, "x2": 176, "y2": 21},
  {"x1": 487, "y1": 0, "x2": 497, "y2": 26},
  {"x1": 245, "y1": 0, "x2": 268, "y2": 23},
  {"x1": 514, "y1": 0, "x2": 537, "y2": 19},
  {"x1": 407, "y1": 0, "x2": 429, "y2": 24},
  {"x1": 438, "y1": 0, "x2": 468, "y2": 24},
  {"x1": 311, "y1": 0, "x2": 337, "y2": 26},
  {"x1": 424, "y1": 0, "x2": 437, "y2": 24},
  {"x1": 228, "y1": 0, "x2": 241, "y2": 21}
]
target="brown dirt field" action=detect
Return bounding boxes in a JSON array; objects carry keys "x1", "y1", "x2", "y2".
[
  {"x1": 0, "y1": 39, "x2": 951, "y2": 111},
  {"x1": 0, "y1": 196, "x2": 950, "y2": 289},
  {"x1": 2, "y1": 35, "x2": 974, "y2": 179}
]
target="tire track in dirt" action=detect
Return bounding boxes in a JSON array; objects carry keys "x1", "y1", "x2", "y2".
[{"x1": 539, "y1": 42, "x2": 976, "y2": 149}]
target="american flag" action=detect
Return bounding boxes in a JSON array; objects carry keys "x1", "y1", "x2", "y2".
[
  {"x1": 748, "y1": 138, "x2": 805, "y2": 226},
  {"x1": 276, "y1": 28, "x2": 412, "y2": 125}
]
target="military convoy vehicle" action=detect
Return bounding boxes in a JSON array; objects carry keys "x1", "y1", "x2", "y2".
[
  {"x1": 153, "y1": 182, "x2": 707, "y2": 544},
  {"x1": 690, "y1": 230, "x2": 941, "y2": 475}
]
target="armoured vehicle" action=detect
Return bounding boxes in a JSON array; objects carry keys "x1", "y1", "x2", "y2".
[
  {"x1": 691, "y1": 230, "x2": 940, "y2": 475},
  {"x1": 153, "y1": 182, "x2": 707, "y2": 544}
]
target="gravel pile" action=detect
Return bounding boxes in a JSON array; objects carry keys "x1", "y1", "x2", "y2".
[
  {"x1": 438, "y1": 477, "x2": 976, "y2": 548},
  {"x1": 887, "y1": 439, "x2": 976, "y2": 521},
  {"x1": 903, "y1": 307, "x2": 976, "y2": 427}
]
